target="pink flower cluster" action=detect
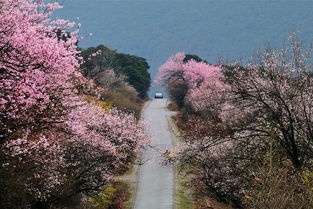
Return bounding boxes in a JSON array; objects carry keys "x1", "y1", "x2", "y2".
[{"x1": 0, "y1": 0, "x2": 80, "y2": 123}]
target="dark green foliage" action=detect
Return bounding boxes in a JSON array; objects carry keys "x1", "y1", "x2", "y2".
[
  {"x1": 115, "y1": 53, "x2": 151, "y2": 98},
  {"x1": 183, "y1": 54, "x2": 206, "y2": 63},
  {"x1": 81, "y1": 45, "x2": 151, "y2": 99},
  {"x1": 81, "y1": 45, "x2": 118, "y2": 78}
]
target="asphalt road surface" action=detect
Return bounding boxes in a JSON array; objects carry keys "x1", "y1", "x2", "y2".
[{"x1": 133, "y1": 99, "x2": 175, "y2": 209}]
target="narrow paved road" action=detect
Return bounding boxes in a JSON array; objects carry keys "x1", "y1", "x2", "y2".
[{"x1": 133, "y1": 99, "x2": 175, "y2": 209}]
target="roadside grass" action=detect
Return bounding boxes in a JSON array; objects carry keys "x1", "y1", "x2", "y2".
[
  {"x1": 117, "y1": 164, "x2": 139, "y2": 209},
  {"x1": 125, "y1": 181, "x2": 136, "y2": 209},
  {"x1": 175, "y1": 169, "x2": 194, "y2": 209}
]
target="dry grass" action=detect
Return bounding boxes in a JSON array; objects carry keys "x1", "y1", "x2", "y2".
[{"x1": 245, "y1": 160, "x2": 313, "y2": 209}]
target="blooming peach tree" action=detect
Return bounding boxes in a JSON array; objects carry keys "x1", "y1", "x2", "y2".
[
  {"x1": 0, "y1": 1, "x2": 148, "y2": 208},
  {"x1": 157, "y1": 52, "x2": 228, "y2": 115},
  {"x1": 157, "y1": 37, "x2": 313, "y2": 205}
]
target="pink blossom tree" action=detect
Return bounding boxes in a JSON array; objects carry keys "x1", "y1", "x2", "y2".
[
  {"x1": 158, "y1": 35, "x2": 313, "y2": 205},
  {"x1": 157, "y1": 52, "x2": 228, "y2": 113},
  {"x1": 0, "y1": 1, "x2": 148, "y2": 208},
  {"x1": 0, "y1": 0, "x2": 81, "y2": 142}
]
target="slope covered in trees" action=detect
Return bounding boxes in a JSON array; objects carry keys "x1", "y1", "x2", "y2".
[{"x1": 81, "y1": 45, "x2": 151, "y2": 99}]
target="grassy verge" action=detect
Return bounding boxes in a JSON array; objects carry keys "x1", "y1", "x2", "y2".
[
  {"x1": 175, "y1": 169, "x2": 194, "y2": 209},
  {"x1": 120, "y1": 165, "x2": 139, "y2": 209},
  {"x1": 125, "y1": 181, "x2": 136, "y2": 209}
]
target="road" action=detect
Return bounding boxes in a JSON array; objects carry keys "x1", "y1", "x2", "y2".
[{"x1": 133, "y1": 99, "x2": 175, "y2": 209}]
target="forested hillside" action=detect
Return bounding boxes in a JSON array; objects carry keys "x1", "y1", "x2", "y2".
[{"x1": 80, "y1": 45, "x2": 151, "y2": 118}]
